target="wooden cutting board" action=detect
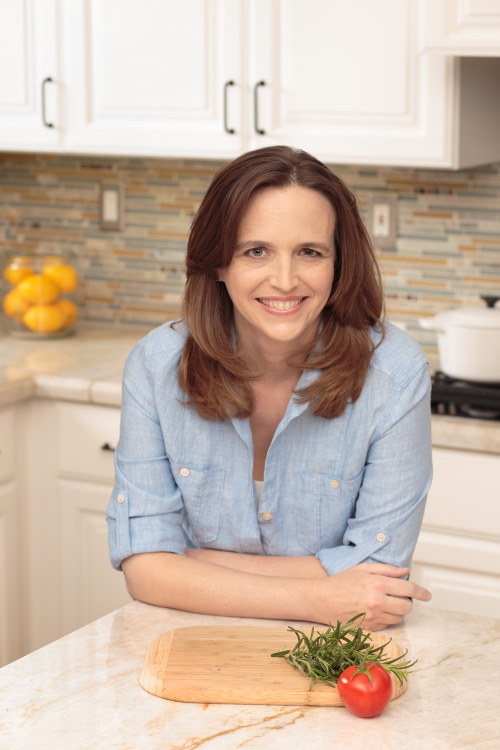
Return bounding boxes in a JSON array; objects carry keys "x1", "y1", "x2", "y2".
[{"x1": 140, "y1": 626, "x2": 408, "y2": 706}]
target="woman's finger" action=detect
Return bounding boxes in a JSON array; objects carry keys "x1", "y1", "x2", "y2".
[
  {"x1": 383, "y1": 575, "x2": 432, "y2": 602},
  {"x1": 358, "y1": 563, "x2": 410, "y2": 578}
]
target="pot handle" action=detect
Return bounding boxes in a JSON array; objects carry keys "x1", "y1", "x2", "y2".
[
  {"x1": 419, "y1": 317, "x2": 446, "y2": 333},
  {"x1": 481, "y1": 295, "x2": 500, "y2": 309}
]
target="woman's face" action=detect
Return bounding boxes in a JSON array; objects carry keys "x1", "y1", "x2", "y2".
[{"x1": 218, "y1": 184, "x2": 335, "y2": 351}]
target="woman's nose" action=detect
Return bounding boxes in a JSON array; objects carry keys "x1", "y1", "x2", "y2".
[{"x1": 269, "y1": 256, "x2": 298, "y2": 291}]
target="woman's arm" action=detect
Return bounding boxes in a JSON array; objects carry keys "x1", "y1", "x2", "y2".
[
  {"x1": 185, "y1": 548, "x2": 329, "y2": 577},
  {"x1": 122, "y1": 551, "x2": 431, "y2": 631}
]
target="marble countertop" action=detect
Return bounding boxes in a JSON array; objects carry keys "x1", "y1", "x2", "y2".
[
  {"x1": 1, "y1": 323, "x2": 500, "y2": 454},
  {"x1": 1, "y1": 601, "x2": 499, "y2": 749},
  {"x1": 0, "y1": 322, "x2": 152, "y2": 408}
]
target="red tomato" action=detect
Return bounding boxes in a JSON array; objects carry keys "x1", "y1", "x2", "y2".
[{"x1": 337, "y1": 663, "x2": 393, "y2": 718}]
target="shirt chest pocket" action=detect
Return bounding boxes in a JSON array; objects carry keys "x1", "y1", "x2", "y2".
[
  {"x1": 171, "y1": 462, "x2": 225, "y2": 544},
  {"x1": 298, "y1": 471, "x2": 363, "y2": 552}
]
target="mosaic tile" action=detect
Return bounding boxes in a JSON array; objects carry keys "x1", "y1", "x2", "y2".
[{"x1": 1, "y1": 152, "x2": 500, "y2": 359}]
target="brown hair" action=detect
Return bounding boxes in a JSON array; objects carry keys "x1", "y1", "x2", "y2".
[{"x1": 178, "y1": 145, "x2": 384, "y2": 420}]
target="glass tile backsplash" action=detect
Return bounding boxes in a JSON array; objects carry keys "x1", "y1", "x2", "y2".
[{"x1": 1, "y1": 152, "x2": 499, "y2": 363}]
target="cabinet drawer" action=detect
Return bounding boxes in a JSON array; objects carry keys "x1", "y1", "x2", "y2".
[
  {"x1": 0, "y1": 408, "x2": 15, "y2": 483},
  {"x1": 426, "y1": 448, "x2": 500, "y2": 539},
  {"x1": 56, "y1": 402, "x2": 121, "y2": 482}
]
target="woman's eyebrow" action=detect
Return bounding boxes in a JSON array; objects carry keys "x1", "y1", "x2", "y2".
[{"x1": 235, "y1": 240, "x2": 269, "y2": 249}]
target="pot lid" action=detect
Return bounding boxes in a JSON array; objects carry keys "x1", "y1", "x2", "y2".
[{"x1": 437, "y1": 298, "x2": 500, "y2": 329}]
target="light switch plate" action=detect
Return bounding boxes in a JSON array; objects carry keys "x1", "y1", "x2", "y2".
[
  {"x1": 100, "y1": 183, "x2": 124, "y2": 231},
  {"x1": 367, "y1": 193, "x2": 397, "y2": 248}
]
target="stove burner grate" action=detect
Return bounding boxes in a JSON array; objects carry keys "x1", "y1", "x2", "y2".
[{"x1": 431, "y1": 372, "x2": 500, "y2": 420}]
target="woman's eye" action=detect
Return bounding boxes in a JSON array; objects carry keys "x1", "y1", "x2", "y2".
[
  {"x1": 300, "y1": 248, "x2": 320, "y2": 257},
  {"x1": 247, "y1": 247, "x2": 267, "y2": 257}
]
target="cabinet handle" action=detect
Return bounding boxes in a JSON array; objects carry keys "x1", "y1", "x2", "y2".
[
  {"x1": 253, "y1": 80, "x2": 266, "y2": 135},
  {"x1": 224, "y1": 80, "x2": 236, "y2": 134},
  {"x1": 42, "y1": 77, "x2": 54, "y2": 128},
  {"x1": 100, "y1": 442, "x2": 116, "y2": 452}
]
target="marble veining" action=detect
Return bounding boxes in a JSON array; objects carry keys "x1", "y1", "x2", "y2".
[
  {"x1": 1, "y1": 322, "x2": 500, "y2": 453},
  {"x1": 0, "y1": 601, "x2": 499, "y2": 749}
]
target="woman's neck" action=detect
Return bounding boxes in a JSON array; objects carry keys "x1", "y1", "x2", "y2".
[{"x1": 235, "y1": 328, "x2": 313, "y2": 384}]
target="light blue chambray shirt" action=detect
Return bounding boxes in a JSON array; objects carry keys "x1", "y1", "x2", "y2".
[{"x1": 106, "y1": 320, "x2": 432, "y2": 575}]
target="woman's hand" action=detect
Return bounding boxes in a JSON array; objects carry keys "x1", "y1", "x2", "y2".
[{"x1": 307, "y1": 563, "x2": 432, "y2": 631}]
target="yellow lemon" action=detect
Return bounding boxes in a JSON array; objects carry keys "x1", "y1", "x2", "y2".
[
  {"x1": 22, "y1": 303, "x2": 65, "y2": 333},
  {"x1": 3, "y1": 261, "x2": 35, "y2": 286},
  {"x1": 3, "y1": 288, "x2": 31, "y2": 321},
  {"x1": 43, "y1": 263, "x2": 78, "y2": 294},
  {"x1": 56, "y1": 299, "x2": 79, "y2": 328},
  {"x1": 17, "y1": 274, "x2": 60, "y2": 304}
]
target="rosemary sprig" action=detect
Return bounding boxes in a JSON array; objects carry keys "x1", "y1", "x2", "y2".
[{"x1": 270, "y1": 613, "x2": 417, "y2": 689}]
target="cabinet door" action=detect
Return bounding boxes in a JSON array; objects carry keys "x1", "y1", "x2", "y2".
[
  {"x1": 412, "y1": 528, "x2": 500, "y2": 619},
  {"x1": 0, "y1": 0, "x2": 61, "y2": 149},
  {"x1": 424, "y1": 448, "x2": 500, "y2": 538},
  {"x1": 423, "y1": 0, "x2": 500, "y2": 56},
  {"x1": 62, "y1": 0, "x2": 243, "y2": 157},
  {"x1": 249, "y1": 0, "x2": 454, "y2": 166},
  {"x1": 0, "y1": 482, "x2": 21, "y2": 667},
  {"x1": 411, "y1": 446, "x2": 500, "y2": 618},
  {"x1": 59, "y1": 478, "x2": 130, "y2": 636},
  {"x1": 411, "y1": 560, "x2": 500, "y2": 619}
]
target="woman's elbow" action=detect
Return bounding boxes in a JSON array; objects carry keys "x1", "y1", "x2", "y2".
[{"x1": 120, "y1": 551, "x2": 181, "y2": 605}]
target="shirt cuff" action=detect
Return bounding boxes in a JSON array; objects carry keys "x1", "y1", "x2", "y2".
[
  {"x1": 315, "y1": 530, "x2": 390, "y2": 576},
  {"x1": 106, "y1": 486, "x2": 187, "y2": 570}
]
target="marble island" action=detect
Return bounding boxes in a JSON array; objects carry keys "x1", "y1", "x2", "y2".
[
  {"x1": 1, "y1": 601, "x2": 499, "y2": 749},
  {"x1": 1, "y1": 322, "x2": 500, "y2": 454}
]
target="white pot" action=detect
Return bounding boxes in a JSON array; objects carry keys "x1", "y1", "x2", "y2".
[{"x1": 419, "y1": 296, "x2": 500, "y2": 383}]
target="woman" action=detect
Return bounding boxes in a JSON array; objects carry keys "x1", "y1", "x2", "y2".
[{"x1": 107, "y1": 146, "x2": 432, "y2": 631}]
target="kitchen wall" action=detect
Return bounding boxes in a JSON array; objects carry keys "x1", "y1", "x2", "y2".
[{"x1": 1, "y1": 151, "x2": 500, "y2": 364}]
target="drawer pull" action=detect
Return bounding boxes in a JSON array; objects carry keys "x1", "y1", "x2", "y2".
[{"x1": 100, "y1": 442, "x2": 116, "y2": 452}]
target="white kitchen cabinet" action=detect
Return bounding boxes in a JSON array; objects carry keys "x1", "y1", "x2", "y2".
[
  {"x1": 423, "y1": 0, "x2": 500, "y2": 56},
  {"x1": 55, "y1": 401, "x2": 130, "y2": 637},
  {"x1": 2, "y1": 0, "x2": 500, "y2": 168},
  {"x1": 0, "y1": 408, "x2": 22, "y2": 667},
  {"x1": 0, "y1": 0, "x2": 62, "y2": 149},
  {"x1": 18, "y1": 399, "x2": 129, "y2": 656},
  {"x1": 61, "y1": 0, "x2": 244, "y2": 158},
  {"x1": 55, "y1": 0, "x2": 500, "y2": 167},
  {"x1": 411, "y1": 447, "x2": 500, "y2": 619},
  {"x1": 58, "y1": 478, "x2": 130, "y2": 635},
  {"x1": 248, "y1": 0, "x2": 500, "y2": 168}
]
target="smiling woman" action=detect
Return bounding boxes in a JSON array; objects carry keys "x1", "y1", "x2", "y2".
[
  {"x1": 107, "y1": 146, "x2": 433, "y2": 632},
  {"x1": 218, "y1": 185, "x2": 335, "y2": 356}
]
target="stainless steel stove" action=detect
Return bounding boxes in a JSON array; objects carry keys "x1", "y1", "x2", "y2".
[{"x1": 431, "y1": 371, "x2": 500, "y2": 420}]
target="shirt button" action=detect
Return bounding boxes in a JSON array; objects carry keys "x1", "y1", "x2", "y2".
[
  {"x1": 180, "y1": 467, "x2": 190, "y2": 477},
  {"x1": 376, "y1": 532, "x2": 386, "y2": 542},
  {"x1": 330, "y1": 479, "x2": 339, "y2": 488},
  {"x1": 262, "y1": 512, "x2": 272, "y2": 521},
  {"x1": 117, "y1": 493, "x2": 125, "y2": 504}
]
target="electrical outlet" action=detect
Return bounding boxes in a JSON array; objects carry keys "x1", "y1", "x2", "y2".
[
  {"x1": 368, "y1": 194, "x2": 397, "y2": 248},
  {"x1": 101, "y1": 183, "x2": 123, "y2": 231}
]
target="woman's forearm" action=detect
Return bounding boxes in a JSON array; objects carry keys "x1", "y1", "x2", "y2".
[
  {"x1": 184, "y1": 548, "x2": 329, "y2": 578},
  {"x1": 121, "y1": 552, "x2": 432, "y2": 630},
  {"x1": 121, "y1": 551, "x2": 316, "y2": 621}
]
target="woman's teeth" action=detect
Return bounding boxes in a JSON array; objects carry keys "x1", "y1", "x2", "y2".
[{"x1": 259, "y1": 298, "x2": 303, "y2": 311}]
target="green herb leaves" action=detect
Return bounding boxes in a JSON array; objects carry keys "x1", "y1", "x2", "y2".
[{"x1": 270, "y1": 613, "x2": 417, "y2": 690}]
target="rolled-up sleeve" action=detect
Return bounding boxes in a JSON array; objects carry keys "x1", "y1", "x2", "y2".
[
  {"x1": 106, "y1": 343, "x2": 188, "y2": 570},
  {"x1": 316, "y1": 363, "x2": 433, "y2": 576}
]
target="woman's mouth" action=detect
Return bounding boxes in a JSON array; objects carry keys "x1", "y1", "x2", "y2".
[{"x1": 257, "y1": 297, "x2": 306, "y2": 312}]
